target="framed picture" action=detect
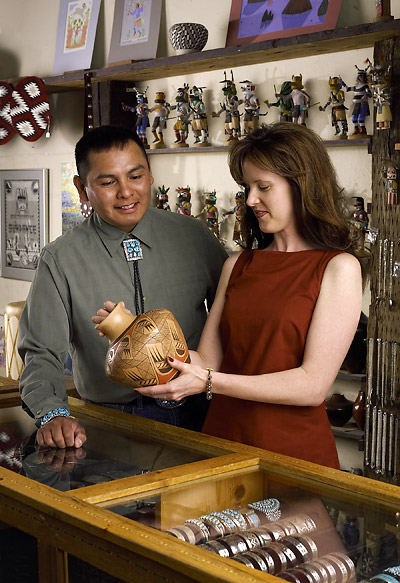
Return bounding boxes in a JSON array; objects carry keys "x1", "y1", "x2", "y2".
[
  {"x1": 226, "y1": 0, "x2": 343, "y2": 46},
  {"x1": 107, "y1": 0, "x2": 162, "y2": 65},
  {"x1": 53, "y1": 0, "x2": 101, "y2": 75},
  {"x1": 61, "y1": 162, "x2": 84, "y2": 235},
  {"x1": 0, "y1": 169, "x2": 48, "y2": 282}
]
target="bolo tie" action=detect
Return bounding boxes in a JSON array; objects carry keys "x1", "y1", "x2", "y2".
[{"x1": 122, "y1": 237, "x2": 145, "y2": 315}]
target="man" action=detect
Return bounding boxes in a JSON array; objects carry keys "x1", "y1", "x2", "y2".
[{"x1": 18, "y1": 125, "x2": 227, "y2": 449}]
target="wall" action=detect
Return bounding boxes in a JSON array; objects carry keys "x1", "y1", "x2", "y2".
[{"x1": 0, "y1": 0, "x2": 399, "y2": 313}]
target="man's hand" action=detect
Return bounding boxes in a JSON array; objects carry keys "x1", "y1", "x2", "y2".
[
  {"x1": 37, "y1": 417, "x2": 87, "y2": 448},
  {"x1": 92, "y1": 300, "x2": 132, "y2": 336}
]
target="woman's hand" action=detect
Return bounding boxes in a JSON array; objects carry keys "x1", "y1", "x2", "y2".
[
  {"x1": 134, "y1": 357, "x2": 210, "y2": 401},
  {"x1": 92, "y1": 300, "x2": 132, "y2": 336}
]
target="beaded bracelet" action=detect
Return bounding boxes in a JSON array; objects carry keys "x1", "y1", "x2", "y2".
[
  {"x1": 208, "y1": 511, "x2": 237, "y2": 533},
  {"x1": 221, "y1": 509, "x2": 247, "y2": 531},
  {"x1": 40, "y1": 407, "x2": 72, "y2": 427},
  {"x1": 248, "y1": 498, "x2": 281, "y2": 522},
  {"x1": 372, "y1": 575, "x2": 400, "y2": 583},
  {"x1": 240, "y1": 508, "x2": 261, "y2": 529},
  {"x1": 205, "y1": 368, "x2": 213, "y2": 400},
  {"x1": 200, "y1": 514, "x2": 225, "y2": 536},
  {"x1": 384, "y1": 567, "x2": 400, "y2": 582},
  {"x1": 184, "y1": 518, "x2": 210, "y2": 542}
]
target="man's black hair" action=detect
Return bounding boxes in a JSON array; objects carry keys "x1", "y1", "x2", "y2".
[{"x1": 75, "y1": 125, "x2": 149, "y2": 183}]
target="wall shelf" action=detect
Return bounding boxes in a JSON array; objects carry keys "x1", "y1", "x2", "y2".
[
  {"x1": 41, "y1": 19, "x2": 400, "y2": 93},
  {"x1": 332, "y1": 423, "x2": 365, "y2": 452},
  {"x1": 146, "y1": 139, "x2": 371, "y2": 155}
]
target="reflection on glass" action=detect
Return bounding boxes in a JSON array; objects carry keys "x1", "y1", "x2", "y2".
[{"x1": 0, "y1": 411, "x2": 207, "y2": 491}]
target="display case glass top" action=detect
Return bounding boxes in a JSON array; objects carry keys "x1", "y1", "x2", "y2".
[{"x1": 0, "y1": 401, "x2": 214, "y2": 492}]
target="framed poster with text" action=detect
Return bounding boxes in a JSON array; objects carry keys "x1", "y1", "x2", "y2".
[{"x1": 0, "y1": 169, "x2": 48, "y2": 281}]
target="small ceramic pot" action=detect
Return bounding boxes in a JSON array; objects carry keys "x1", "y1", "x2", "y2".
[
  {"x1": 352, "y1": 389, "x2": 366, "y2": 430},
  {"x1": 342, "y1": 312, "x2": 367, "y2": 374},
  {"x1": 168, "y1": 23, "x2": 208, "y2": 55},
  {"x1": 96, "y1": 302, "x2": 190, "y2": 388},
  {"x1": 325, "y1": 393, "x2": 354, "y2": 427}
]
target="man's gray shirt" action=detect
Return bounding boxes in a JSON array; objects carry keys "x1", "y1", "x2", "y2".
[{"x1": 18, "y1": 208, "x2": 228, "y2": 422}]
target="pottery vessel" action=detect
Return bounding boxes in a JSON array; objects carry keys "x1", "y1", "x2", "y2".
[
  {"x1": 352, "y1": 389, "x2": 366, "y2": 430},
  {"x1": 168, "y1": 23, "x2": 208, "y2": 55},
  {"x1": 342, "y1": 312, "x2": 368, "y2": 374},
  {"x1": 325, "y1": 393, "x2": 354, "y2": 427},
  {"x1": 96, "y1": 302, "x2": 190, "y2": 388}
]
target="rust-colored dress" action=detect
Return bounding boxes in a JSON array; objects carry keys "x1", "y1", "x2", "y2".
[{"x1": 202, "y1": 248, "x2": 342, "y2": 469}]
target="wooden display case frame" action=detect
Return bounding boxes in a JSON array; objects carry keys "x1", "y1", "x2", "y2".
[{"x1": 1, "y1": 397, "x2": 400, "y2": 583}]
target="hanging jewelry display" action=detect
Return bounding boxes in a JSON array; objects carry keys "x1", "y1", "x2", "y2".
[
  {"x1": 365, "y1": 34, "x2": 400, "y2": 485},
  {"x1": 390, "y1": 341, "x2": 397, "y2": 404},
  {"x1": 366, "y1": 226, "x2": 379, "y2": 245}
]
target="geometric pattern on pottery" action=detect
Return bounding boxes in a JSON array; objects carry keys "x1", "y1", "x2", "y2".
[
  {"x1": 105, "y1": 308, "x2": 190, "y2": 388},
  {"x1": 168, "y1": 22, "x2": 208, "y2": 52}
]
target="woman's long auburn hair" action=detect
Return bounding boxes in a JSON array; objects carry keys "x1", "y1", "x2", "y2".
[{"x1": 228, "y1": 122, "x2": 369, "y2": 283}]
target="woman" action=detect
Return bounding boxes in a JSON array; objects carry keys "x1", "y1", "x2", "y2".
[{"x1": 101, "y1": 123, "x2": 366, "y2": 468}]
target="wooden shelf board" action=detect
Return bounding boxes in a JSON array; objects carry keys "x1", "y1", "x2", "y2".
[
  {"x1": 145, "y1": 139, "x2": 371, "y2": 154},
  {"x1": 332, "y1": 423, "x2": 364, "y2": 441},
  {"x1": 147, "y1": 144, "x2": 230, "y2": 155},
  {"x1": 41, "y1": 20, "x2": 400, "y2": 93}
]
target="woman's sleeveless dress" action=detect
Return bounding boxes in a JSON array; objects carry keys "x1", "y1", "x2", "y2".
[{"x1": 202, "y1": 249, "x2": 342, "y2": 469}]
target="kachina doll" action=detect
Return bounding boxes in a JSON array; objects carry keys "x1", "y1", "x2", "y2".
[
  {"x1": 150, "y1": 91, "x2": 170, "y2": 149},
  {"x1": 289, "y1": 74, "x2": 311, "y2": 126},
  {"x1": 212, "y1": 70, "x2": 242, "y2": 144},
  {"x1": 319, "y1": 76, "x2": 348, "y2": 139},
  {"x1": 351, "y1": 197, "x2": 369, "y2": 232},
  {"x1": 189, "y1": 85, "x2": 210, "y2": 147},
  {"x1": 196, "y1": 190, "x2": 220, "y2": 239},
  {"x1": 341, "y1": 63, "x2": 372, "y2": 139},
  {"x1": 122, "y1": 85, "x2": 150, "y2": 148},
  {"x1": 351, "y1": 197, "x2": 369, "y2": 251},
  {"x1": 386, "y1": 165, "x2": 398, "y2": 205},
  {"x1": 222, "y1": 190, "x2": 246, "y2": 247},
  {"x1": 265, "y1": 81, "x2": 294, "y2": 122},
  {"x1": 240, "y1": 80, "x2": 261, "y2": 135},
  {"x1": 155, "y1": 185, "x2": 171, "y2": 211},
  {"x1": 170, "y1": 84, "x2": 191, "y2": 147},
  {"x1": 367, "y1": 60, "x2": 392, "y2": 131},
  {"x1": 374, "y1": 0, "x2": 393, "y2": 22},
  {"x1": 176, "y1": 186, "x2": 192, "y2": 216}
]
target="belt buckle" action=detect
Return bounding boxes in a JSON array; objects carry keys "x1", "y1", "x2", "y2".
[{"x1": 156, "y1": 398, "x2": 187, "y2": 409}]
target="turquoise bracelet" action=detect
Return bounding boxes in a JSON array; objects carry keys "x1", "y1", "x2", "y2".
[{"x1": 40, "y1": 407, "x2": 71, "y2": 427}]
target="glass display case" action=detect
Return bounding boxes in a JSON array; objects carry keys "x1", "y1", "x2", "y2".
[{"x1": 1, "y1": 397, "x2": 400, "y2": 583}]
